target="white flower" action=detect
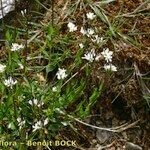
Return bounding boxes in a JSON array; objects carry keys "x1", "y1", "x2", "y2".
[
  {"x1": 52, "y1": 86, "x2": 57, "y2": 92},
  {"x1": 33, "y1": 99, "x2": 38, "y2": 105},
  {"x1": 92, "y1": 35, "x2": 104, "y2": 44},
  {"x1": 56, "y1": 68, "x2": 67, "y2": 80},
  {"x1": 11, "y1": 43, "x2": 24, "y2": 51},
  {"x1": 18, "y1": 63, "x2": 24, "y2": 69},
  {"x1": 29, "y1": 99, "x2": 38, "y2": 105},
  {"x1": 3, "y1": 77, "x2": 17, "y2": 89},
  {"x1": 28, "y1": 100, "x2": 32, "y2": 105},
  {"x1": 82, "y1": 49, "x2": 96, "y2": 62},
  {"x1": 17, "y1": 118, "x2": 22, "y2": 123},
  {"x1": 38, "y1": 102, "x2": 44, "y2": 107},
  {"x1": 44, "y1": 118, "x2": 49, "y2": 126},
  {"x1": 87, "y1": 28, "x2": 94, "y2": 37},
  {"x1": 32, "y1": 121, "x2": 42, "y2": 132},
  {"x1": 104, "y1": 64, "x2": 117, "y2": 72},
  {"x1": 80, "y1": 27, "x2": 87, "y2": 35},
  {"x1": 17, "y1": 117, "x2": 25, "y2": 129},
  {"x1": 67, "y1": 22, "x2": 77, "y2": 32},
  {"x1": 86, "y1": 12, "x2": 96, "y2": 20},
  {"x1": 0, "y1": 64, "x2": 6, "y2": 73},
  {"x1": 79, "y1": 43, "x2": 84, "y2": 49},
  {"x1": 21, "y1": 9, "x2": 27, "y2": 17},
  {"x1": 29, "y1": 98, "x2": 44, "y2": 107},
  {"x1": 32, "y1": 118, "x2": 48, "y2": 132},
  {"x1": 101, "y1": 48, "x2": 113, "y2": 62},
  {"x1": 8, "y1": 122, "x2": 15, "y2": 130},
  {"x1": 26, "y1": 56, "x2": 31, "y2": 60}
]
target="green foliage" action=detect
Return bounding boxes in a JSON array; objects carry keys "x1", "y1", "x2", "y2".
[{"x1": 76, "y1": 81, "x2": 103, "y2": 118}]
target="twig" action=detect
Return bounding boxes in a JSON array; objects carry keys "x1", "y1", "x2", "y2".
[
  {"x1": 98, "y1": 141, "x2": 116, "y2": 150},
  {"x1": 113, "y1": 120, "x2": 140, "y2": 132},
  {"x1": 111, "y1": 122, "x2": 128, "y2": 130},
  {"x1": 69, "y1": 115, "x2": 140, "y2": 133}
]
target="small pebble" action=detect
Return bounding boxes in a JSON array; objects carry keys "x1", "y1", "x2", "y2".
[{"x1": 125, "y1": 142, "x2": 142, "y2": 150}]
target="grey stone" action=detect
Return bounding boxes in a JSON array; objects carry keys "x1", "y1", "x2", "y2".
[
  {"x1": 125, "y1": 142, "x2": 142, "y2": 150},
  {"x1": 0, "y1": 0, "x2": 15, "y2": 19}
]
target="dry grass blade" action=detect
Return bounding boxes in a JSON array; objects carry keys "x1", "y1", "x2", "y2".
[
  {"x1": 134, "y1": 63, "x2": 150, "y2": 107},
  {"x1": 27, "y1": 30, "x2": 42, "y2": 44},
  {"x1": 117, "y1": 0, "x2": 150, "y2": 17},
  {"x1": 69, "y1": 115, "x2": 140, "y2": 133},
  {"x1": 94, "y1": 0, "x2": 116, "y2": 5},
  {"x1": 60, "y1": 0, "x2": 69, "y2": 21},
  {"x1": 90, "y1": 4, "x2": 116, "y2": 37}
]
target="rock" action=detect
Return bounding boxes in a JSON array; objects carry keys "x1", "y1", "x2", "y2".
[
  {"x1": 96, "y1": 130, "x2": 111, "y2": 144},
  {"x1": 125, "y1": 142, "x2": 142, "y2": 150},
  {"x1": 0, "y1": 0, "x2": 15, "y2": 19}
]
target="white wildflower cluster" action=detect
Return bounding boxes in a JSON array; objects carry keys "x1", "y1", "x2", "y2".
[
  {"x1": 80, "y1": 27, "x2": 95, "y2": 37},
  {"x1": 67, "y1": 12, "x2": 96, "y2": 32},
  {"x1": 1, "y1": 62, "x2": 23, "y2": 89},
  {"x1": 8, "y1": 117, "x2": 25, "y2": 130},
  {"x1": 66, "y1": 10, "x2": 117, "y2": 77},
  {"x1": 28, "y1": 98, "x2": 44, "y2": 107},
  {"x1": 11, "y1": 43, "x2": 24, "y2": 51},
  {"x1": 92, "y1": 35, "x2": 104, "y2": 44},
  {"x1": 3, "y1": 76, "x2": 17, "y2": 89},
  {"x1": 80, "y1": 14, "x2": 104, "y2": 43},
  {"x1": 101, "y1": 48, "x2": 117, "y2": 72},
  {"x1": 0, "y1": 64, "x2": 6, "y2": 73},
  {"x1": 80, "y1": 27, "x2": 104, "y2": 43},
  {"x1": 67, "y1": 12, "x2": 102, "y2": 44},
  {"x1": 32, "y1": 118, "x2": 49, "y2": 132},
  {"x1": 56, "y1": 68, "x2": 67, "y2": 80},
  {"x1": 1, "y1": 58, "x2": 24, "y2": 90},
  {"x1": 67, "y1": 12, "x2": 103, "y2": 63}
]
